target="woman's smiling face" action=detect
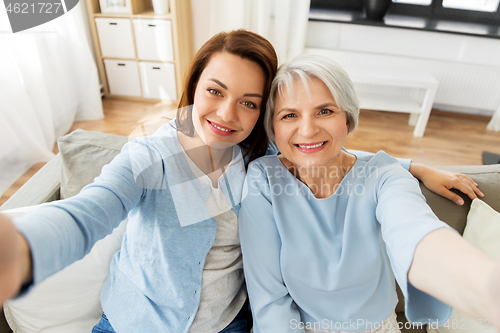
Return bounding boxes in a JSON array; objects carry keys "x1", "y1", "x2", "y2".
[
  {"x1": 192, "y1": 52, "x2": 266, "y2": 149},
  {"x1": 273, "y1": 76, "x2": 349, "y2": 170}
]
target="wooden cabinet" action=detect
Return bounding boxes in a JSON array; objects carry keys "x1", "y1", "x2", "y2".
[{"x1": 86, "y1": 0, "x2": 193, "y2": 102}]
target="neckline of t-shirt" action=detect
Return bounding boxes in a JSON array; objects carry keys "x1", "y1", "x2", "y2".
[
  {"x1": 168, "y1": 120, "x2": 240, "y2": 190},
  {"x1": 181, "y1": 144, "x2": 237, "y2": 190}
]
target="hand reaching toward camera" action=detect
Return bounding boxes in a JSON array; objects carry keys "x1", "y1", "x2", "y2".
[
  {"x1": 488, "y1": 262, "x2": 500, "y2": 332},
  {"x1": 0, "y1": 213, "x2": 31, "y2": 305},
  {"x1": 409, "y1": 162, "x2": 484, "y2": 205}
]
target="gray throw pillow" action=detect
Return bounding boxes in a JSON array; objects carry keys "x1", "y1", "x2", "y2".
[{"x1": 57, "y1": 129, "x2": 129, "y2": 199}]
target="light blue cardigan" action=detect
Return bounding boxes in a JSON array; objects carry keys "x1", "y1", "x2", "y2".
[{"x1": 15, "y1": 122, "x2": 246, "y2": 333}]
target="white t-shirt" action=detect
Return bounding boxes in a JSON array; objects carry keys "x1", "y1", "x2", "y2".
[{"x1": 184, "y1": 147, "x2": 247, "y2": 333}]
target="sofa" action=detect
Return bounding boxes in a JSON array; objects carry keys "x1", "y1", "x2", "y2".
[{"x1": 1, "y1": 129, "x2": 499, "y2": 333}]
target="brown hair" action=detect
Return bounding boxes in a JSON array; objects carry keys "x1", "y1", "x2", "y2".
[{"x1": 176, "y1": 29, "x2": 278, "y2": 167}]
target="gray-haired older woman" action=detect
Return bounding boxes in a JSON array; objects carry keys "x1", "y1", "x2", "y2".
[{"x1": 239, "y1": 54, "x2": 500, "y2": 333}]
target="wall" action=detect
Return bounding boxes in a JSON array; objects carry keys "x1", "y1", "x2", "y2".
[
  {"x1": 190, "y1": 0, "x2": 254, "y2": 52},
  {"x1": 305, "y1": 21, "x2": 500, "y2": 115}
]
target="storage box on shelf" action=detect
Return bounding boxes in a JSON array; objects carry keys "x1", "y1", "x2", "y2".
[
  {"x1": 139, "y1": 61, "x2": 177, "y2": 100},
  {"x1": 104, "y1": 59, "x2": 142, "y2": 96},
  {"x1": 133, "y1": 19, "x2": 174, "y2": 61},
  {"x1": 95, "y1": 17, "x2": 136, "y2": 58},
  {"x1": 86, "y1": 0, "x2": 192, "y2": 102}
]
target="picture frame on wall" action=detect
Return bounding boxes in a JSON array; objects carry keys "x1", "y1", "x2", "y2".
[{"x1": 99, "y1": 0, "x2": 131, "y2": 14}]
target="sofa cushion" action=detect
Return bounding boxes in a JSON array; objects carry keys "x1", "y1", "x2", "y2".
[
  {"x1": 3, "y1": 203, "x2": 127, "y2": 333},
  {"x1": 58, "y1": 129, "x2": 128, "y2": 199},
  {"x1": 464, "y1": 199, "x2": 500, "y2": 258},
  {"x1": 426, "y1": 199, "x2": 500, "y2": 333}
]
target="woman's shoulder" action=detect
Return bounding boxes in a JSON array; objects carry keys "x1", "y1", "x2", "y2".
[
  {"x1": 248, "y1": 154, "x2": 282, "y2": 171},
  {"x1": 354, "y1": 150, "x2": 403, "y2": 168},
  {"x1": 350, "y1": 151, "x2": 410, "y2": 183},
  {"x1": 245, "y1": 155, "x2": 290, "y2": 188},
  {"x1": 139, "y1": 121, "x2": 176, "y2": 142},
  {"x1": 126, "y1": 122, "x2": 180, "y2": 153}
]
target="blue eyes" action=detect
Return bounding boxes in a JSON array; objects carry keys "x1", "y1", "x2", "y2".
[{"x1": 319, "y1": 109, "x2": 333, "y2": 115}]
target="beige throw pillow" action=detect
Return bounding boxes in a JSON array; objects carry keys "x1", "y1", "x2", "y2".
[
  {"x1": 427, "y1": 199, "x2": 500, "y2": 333},
  {"x1": 58, "y1": 129, "x2": 128, "y2": 199}
]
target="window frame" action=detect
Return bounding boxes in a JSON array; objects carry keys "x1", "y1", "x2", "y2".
[
  {"x1": 311, "y1": 0, "x2": 363, "y2": 11},
  {"x1": 310, "y1": 0, "x2": 500, "y2": 25}
]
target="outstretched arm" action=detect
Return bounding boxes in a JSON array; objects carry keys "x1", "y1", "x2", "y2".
[
  {"x1": 409, "y1": 162, "x2": 484, "y2": 205},
  {"x1": 409, "y1": 228, "x2": 500, "y2": 331},
  {"x1": 0, "y1": 138, "x2": 159, "y2": 304},
  {"x1": 489, "y1": 263, "x2": 500, "y2": 330},
  {"x1": 0, "y1": 213, "x2": 31, "y2": 305}
]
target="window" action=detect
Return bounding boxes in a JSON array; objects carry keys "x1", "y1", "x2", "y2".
[
  {"x1": 311, "y1": 0, "x2": 363, "y2": 11},
  {"x1": 442, "y1": 0, "x2": 500, "y2": 12},
  {"x1": 433, "y1": 0, "x2": 500, "y2": 24}
]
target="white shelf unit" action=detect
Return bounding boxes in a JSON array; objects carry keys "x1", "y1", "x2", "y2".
[{"x1": 86, "y1": 0, "x2": 193, "y2": 102}]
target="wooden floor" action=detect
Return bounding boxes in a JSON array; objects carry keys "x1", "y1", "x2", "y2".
[
  {"x1": 1, "y1": 98, "x2": 499, "y2": 205},
  {"x1": 347, "y1": 108, "x2": 500, "y2": 166}
]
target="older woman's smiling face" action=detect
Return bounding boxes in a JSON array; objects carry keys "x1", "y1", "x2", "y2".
[{"x1": 273, "y1": 76, "x2": 349, "y2": 170}]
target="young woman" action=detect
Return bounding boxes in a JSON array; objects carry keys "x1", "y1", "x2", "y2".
[
  {"x1": 239, "y1": 54, "x2": 500, "y2": 333},
  {"x1": 1, "y1": 30, "x2": 278, "y2": 333},
  {"x1": 0, "y1": 33, "x2": 484, "y2": 333}
]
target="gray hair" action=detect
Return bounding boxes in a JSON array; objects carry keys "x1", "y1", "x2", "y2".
[{"x1": 264, "y1": 54, "x2": 360, "y2": 142}]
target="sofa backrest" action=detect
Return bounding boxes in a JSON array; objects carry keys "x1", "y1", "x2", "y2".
[{"x1": 419, "y1": 164, "x2": 500, "y2": 234}]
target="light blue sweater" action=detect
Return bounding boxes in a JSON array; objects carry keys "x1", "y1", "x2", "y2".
[{"x1": 239, "y1": 152, "x2": 452, "y2": 333}]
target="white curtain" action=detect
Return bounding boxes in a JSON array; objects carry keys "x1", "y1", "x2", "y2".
[
  {"x1": 0, "y1": 1, "x2": 103, "y2": 196},
  {"x1": 191, "y1": 0, "x2": 311, "y2": 64}
]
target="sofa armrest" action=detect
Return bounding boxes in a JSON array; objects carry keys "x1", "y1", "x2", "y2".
[
  {"x1": 0, "y1": 154, "x2": 62, "y2": 333},
  {"x1": 0, "y1": 153, "x2": 61, "y2": 332},
  {"x1": 0, "y1": 154, "x2": 62, "y2": 211}
]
